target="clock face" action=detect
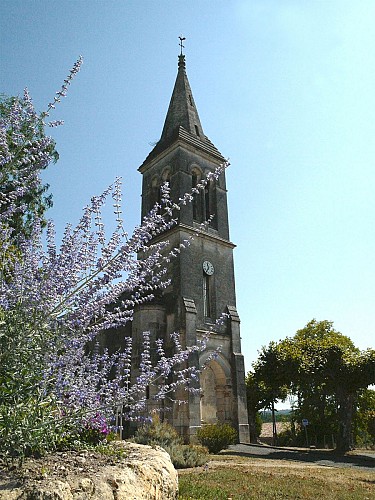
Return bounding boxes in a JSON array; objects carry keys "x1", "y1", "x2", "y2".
[{"x1": 203, "y1": 260, "x2": 214, "y2": 275}]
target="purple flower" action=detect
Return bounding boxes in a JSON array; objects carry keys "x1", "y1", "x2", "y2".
[{"x1": 0, "y1": 71, "x2": 228, "y2": 436}]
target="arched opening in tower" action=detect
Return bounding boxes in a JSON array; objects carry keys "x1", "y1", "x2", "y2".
[{"x1": 200, "y1": 359, "x2": 231, "y2": 425}]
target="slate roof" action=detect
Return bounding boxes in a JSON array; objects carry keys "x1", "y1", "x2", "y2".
[{"x1": 139, "y1": 54, "x2": 225, "y2": 170}]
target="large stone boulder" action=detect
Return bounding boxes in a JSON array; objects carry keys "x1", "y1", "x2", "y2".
[{"x1": 0, "y1": 442, "x2": 178, "y2": 499}]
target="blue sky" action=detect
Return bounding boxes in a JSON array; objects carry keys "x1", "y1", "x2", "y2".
[{"x1": 1, "y1": 0, "x2": 375, "y2": 374}]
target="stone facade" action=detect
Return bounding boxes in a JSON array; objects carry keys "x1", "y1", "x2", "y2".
[{"x1": 132, "y1": 53, "x2": 250, "y2": 444}]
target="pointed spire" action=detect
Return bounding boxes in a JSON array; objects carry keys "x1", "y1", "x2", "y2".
[
  {"x1": 139, "y1": 41, "x2": 225, "y2": 170},
  {"x1": 159, "y1": 41, "x2": 205, "y2": 142}
]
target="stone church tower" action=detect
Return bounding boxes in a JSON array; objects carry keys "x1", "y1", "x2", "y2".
[{"x1": 132, "y1": 50, "x2": 249, "y2": 444}]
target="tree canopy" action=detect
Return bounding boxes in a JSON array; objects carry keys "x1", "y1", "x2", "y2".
[
  {"x1": 0, "y1": 93, "x2": 58, "y2": 240},
  {"x1": 248, "y1": 319, "x2": 375, "y2": 452}
]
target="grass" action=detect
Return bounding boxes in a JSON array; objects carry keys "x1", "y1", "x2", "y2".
[{"x1": 178, "y1": 455, "x2": 375, "y2": 499}]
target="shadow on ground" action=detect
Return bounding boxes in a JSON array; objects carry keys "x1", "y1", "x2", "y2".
[{"x1": 222, "y1": 444, "x2": 375, "y2": 471}]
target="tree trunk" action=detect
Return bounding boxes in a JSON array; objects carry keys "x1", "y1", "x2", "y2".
[
  {"x1": 271, "y1": 400, "x2": 277, "y2": 446},
  {"x1": 336, "y1": 392, "x2": 355, "y2": 453}
]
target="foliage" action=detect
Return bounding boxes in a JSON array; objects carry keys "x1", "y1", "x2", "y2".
[
  {"x1": 250, "y1": 319, "x2": 375, "y2": 452},
  {"x1": 247, "y1": 348, "x2": 289, "y2": 444},
  {"x1": 255, "y1": 412, "x2": 263, "y2": 437},
  {"x1": 132, "y1": 415, "x2": 182, "y2": 448},
  {"x1": 284, "y1": 320, "x2": 375, "y2": 452},
  {"x1": 0, "y1": 66, "x2": 75, "y2": 239},
  {"x1": 167, "y1": 444, "x2": 208, "y2": 469},
  {"x1": 196, "y1": 423, "x2": 237, "y2": 454},
  {"x1": 245, "y1": 372, "x2": 265, "y2": 442},
  {"x1": 0, "y1": 303, "x2": 64, "y2": 460},
  {"x1": 89, "y1": 440, "x2": 129, "y2": 460},
  {"x1": 79, "y1": 413, "x2": 110, "y2": 445},
  {"x1": 0, "y1": 61, "x2": 228, "y2": 464},
  {"x1": 259, "y1": 410, "x2": 291, "y2": 423},
  {"x1": 353, "y1": 389, "x2": 375, "y2": 448},
  {"x1": 251, "y1": 342, "x2": 292, "y2": 402},
  {"x1": 132, "y1": 416, "x2": 208, "y2": 468},
  {"x1": 276, "y1": 424, "x2": 296, "y2": 447}
]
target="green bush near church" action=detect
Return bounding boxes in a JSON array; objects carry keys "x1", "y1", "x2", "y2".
[{"x1": 196, "y1": 423, "x2": 237, "y2": 454}]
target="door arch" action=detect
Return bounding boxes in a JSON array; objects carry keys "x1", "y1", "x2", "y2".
[{"x1": 199, "y1": 357, "x2": 231, "y2": 424}]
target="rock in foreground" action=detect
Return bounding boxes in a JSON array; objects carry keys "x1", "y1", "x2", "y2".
[{"x1": 0, "y1": 442, "x2": 178, "y2": 499}]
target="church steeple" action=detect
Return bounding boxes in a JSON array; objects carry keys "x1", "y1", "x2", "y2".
[
  {"x1": 160, "y1": 53, "x2": 205, "y2": 142},
  {"x1": 133, "y1": 44, "x2": 250, "y2": 444},
  {"x1": 140, "y1": 47, "x2": 224, "y2": 170}
]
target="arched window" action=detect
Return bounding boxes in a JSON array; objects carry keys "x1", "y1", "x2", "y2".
[
  {"x1": 161, "y1": 168, "x2": 171, "y2": 183},
  {"x1": 192, "y1": 170, "x2": 199, "y2": 221},
  {"x1": 161, "y1": 168, "x2": 171, "y2": 199},
  {"x1": 150, "y1": 176, "x2": 160, "y2": 211},
  {"x1": 204, "y1": 181, "x2": 211, "y2": 221},
  {"x1": 192, "y1": 167, "x2": 203, "y2": 222},
  {"x1": 160, "y1": 168, "x2": 171, "y2": 214},
  {"x1": 203, "y1": 179, "x2": 217, "y2": 228}
]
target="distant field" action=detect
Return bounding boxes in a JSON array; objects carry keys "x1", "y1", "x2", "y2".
[
  {"x1": 258, "y1": 421, "x2": 289, "y2": 445},
  {"x1": 260, "y1": 422, "x2": 288, "y2": 438}
]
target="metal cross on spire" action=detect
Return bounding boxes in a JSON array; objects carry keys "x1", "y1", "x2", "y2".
[{"x1": 179, "y1": 35, "x2": 186, "y2": 55}]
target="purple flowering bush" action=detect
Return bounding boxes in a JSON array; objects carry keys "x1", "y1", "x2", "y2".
[
  {"x1": 79, "y1": 413, "x2": 110, "y2": 445},
  {"x1": 0, "y1": 59, "x2": 227, "y2": 463}
]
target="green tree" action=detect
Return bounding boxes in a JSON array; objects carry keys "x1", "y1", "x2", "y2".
[
  {"x1": 279, "y1": 320, "x2": 375, "y2": 452},
  {"x1": 248, "y1": 342, "x2": 289, "y2": 445},
  {"x1": 0, "y1": 93, "x2": 58, "y2": 240},
  {"x1": 354, "y1": 389, "x2": 375, "y2": 447},
  {"x1": 250, "y1": 320, "x2": 375, "y2": 452},
  {"x1": 245, "y1": 372, "x2": 264, "y2": 443}
]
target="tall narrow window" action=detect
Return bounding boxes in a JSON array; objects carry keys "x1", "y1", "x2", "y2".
[
  {"x1": 192, "y1": 172, "x2": 198, "y2": 220},
  {"x1": 161, "y1": 169, "x2": 171, "y2": 184},
  {"x1": 203, "y1": 180, "x2": 218, "y2": 229},
  {"x1": 194, "y1": 125, "x2": 200, "y2": 137},
  {"x1": 161, "y1": 168, "x2": 171, "y2": 218},
  {"x1": 204, "y1": 182, "x2": 210, "y2": 221},
  {"x1": 192, "y1": 169, "x2": 203, "y2": 222},
  {"x1": 203, "y1": 274, "x2": 212, "y2": 318},
  {"x1": 150, "y1": 177, "x2": 160, "y2": 211}
]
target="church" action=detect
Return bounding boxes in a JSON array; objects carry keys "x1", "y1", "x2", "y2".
[{"x1": 129, "y1": 45, "x2": 249, "y2": 444}]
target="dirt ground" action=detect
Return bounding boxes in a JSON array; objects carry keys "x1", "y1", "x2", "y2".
[
  {"x1": 1, "y1": 442, "x2": 374, "y2": 494},
  {"x1": 0, "y1": 448, "x2": 125, "y2": 493}
]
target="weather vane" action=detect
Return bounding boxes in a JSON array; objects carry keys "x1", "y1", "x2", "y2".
[{"x1": 179, "y1": 35, "x2": 186, "y2": 55}]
